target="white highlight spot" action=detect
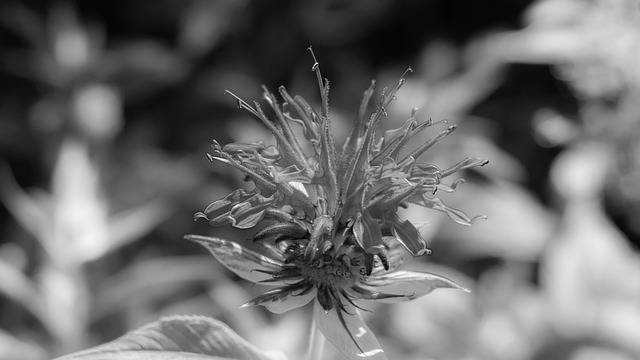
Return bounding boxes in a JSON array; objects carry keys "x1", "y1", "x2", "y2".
[
  {"x1": 289, "y1": 181, "x2": 309, "y2": 196},
  {"x1": 355, "y1": 327, "x2": 367, "y2": 338},
  {"x1": 358, "y1": 349, "x2": 385, "y2": 357}
]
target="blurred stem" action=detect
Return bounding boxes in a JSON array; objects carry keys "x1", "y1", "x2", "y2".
[{"x1": 307, "y1": 316, "x2": 325, "y2": 360}]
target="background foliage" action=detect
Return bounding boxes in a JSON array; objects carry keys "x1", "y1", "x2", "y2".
[{"x1": 2, "y1": 0, "x2": 640, "y2": 359}]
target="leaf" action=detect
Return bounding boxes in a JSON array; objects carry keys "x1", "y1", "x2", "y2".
[
  {"x1": 362, "y1": 270, "x2": 469, "y2": 303},
  {"x1": 0, "y1": 326, "x2": 47, "y2": 360},
  {"x1": 91, "y1": 255, "x2": 222, "y2": 321},
  {"x1": 0, "y1": 258, "x2": 53, "y2": 334},
  {"x1": 96, "y1": 198, "x2": 173, "y2": 263},
  {"x1": 55, "y1": 315, "x2": 288, "y2": 360},
  {"x1": 0, "y1": 164, "x2": 49, "y2": 246},
  {"x1": 185, "y1": 235, "x2": 293, "y2": 285}
]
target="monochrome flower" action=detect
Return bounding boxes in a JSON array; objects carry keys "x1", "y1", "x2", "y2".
[{"x1": 187, "y1": 49, "x2": 487, "y2": 359}]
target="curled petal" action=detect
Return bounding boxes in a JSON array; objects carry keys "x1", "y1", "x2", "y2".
[
  {"x1": 362, "y1": 270, "x2": 468, "y2": 303},
  {"x1": 383, "y1": 212, "x2": 429, "y2": 256},
  {"x1": 313, "y1": 300, "x2": 387, "y2": 360},
  {"x1": 420, "y1": 195, "x2": 487, "y2": 226},
  {"x1": 242, "y1": 285, "x2": 316, "y2": 314},
  {"x1": 208, "y1": 141, "x2": 277, "y2": 194},
  {"x1": 229, "y1": 193, "x2": 277, "y2": 229},
  {"x1": 436, "y1": 178, "x2": 465, "y2": 193},
  {"x1": 185, "y1": 235, "x2": 288, "y2": 284},
  {"x1": 200, "y1": 188, "x2": 255, "y2": 226},
  {"x1": 408, "y1": 163, "x2": 441, "y2": 186}
]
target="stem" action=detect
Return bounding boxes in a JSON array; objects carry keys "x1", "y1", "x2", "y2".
[{"x1": 307, "y1": 316, "x2": 325, "y2": 360}]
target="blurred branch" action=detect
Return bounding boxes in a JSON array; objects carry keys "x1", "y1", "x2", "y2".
[
  {"x1": 0, "y1": 163, "x2": 50, "y2": 254},
  {"x1": 0, "y1": 258, "x2": 50, "y2": 332}
]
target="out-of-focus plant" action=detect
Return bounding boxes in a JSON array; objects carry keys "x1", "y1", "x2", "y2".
[
  {"x1": 371, "y1": 1, "x2": 640, "y2": 358},
  {"x1": 464, "y1": 143, "x2": 640, "y2": 360},
  {"x1": 0, "y1": 2, "x2": 241, "y2": 358},
  {"x1": 371, "y1": 143, "x2": 640, "y2": 360},
  {"x1": 491, "y1": 0, "x2": 640, "y2": 238}
]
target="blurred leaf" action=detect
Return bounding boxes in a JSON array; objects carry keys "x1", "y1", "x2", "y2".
[
  {"x1": 387, "y1": 283, "x2": 476, "y2": 360},
  {"x1": 178, "y1": 0, "x2": 248, "y2": 57},
  {"x1": 436, "y1": 180, "x2": 554, "y2": 261},
  {"x1": 0, "y1": 327, "x2": 47, "y2": 360},
  {"x1": 0, "y1": 257, "x2": 49, "y2": 330},
  {"x1": 543, "y1": 144, "x2": 640, "y2": 353},
  {"x1": 2, "y1": 141, "x2": 173, "y2": 264},
  {"x1": 92, "y1": 256, "x2": 222, "y2": 321},
  {"x1": 112, "y1": 41, "x2": 189, "y2": 100},
  {"x1": 0, "y1": 2, "x2": 45, "y2": 48},
  {"x1": 102, "y1": 198, "x2": 174, "y2": 261},
  {"x1": 51, "y1": 138, "x2": 110, "y2": 263},
  {"x1": 55, "y1": 315, "x2": 287, "y2": 360},
  {"x1": 0, "y1": 163, "x2": 50, "y2": 245}
]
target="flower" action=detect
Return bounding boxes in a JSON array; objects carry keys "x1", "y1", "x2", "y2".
[{"x1": 187, "y1": 48, "x2": 487, "y2": 359}]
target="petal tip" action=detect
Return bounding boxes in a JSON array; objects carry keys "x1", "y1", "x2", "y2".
[
  {"x1": 184, "y1": 234, "x2": 225, "y2": 247},
  {"x1": 414, "y1": 247, "x2": 433, "y2": 256},
  {"x1": 470, "y1": 214, "x2": 488, "y2": 224},
  {"x1": 193, "y1": 212, "x2": 208, "y2": 222},
  {"x1": 239, "y1": 302, "x2": 251, "y2": 309}
]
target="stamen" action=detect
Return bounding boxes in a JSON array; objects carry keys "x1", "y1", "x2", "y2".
[
  {"x1": 307, "y1": 46, "x2": 329, "y2": 119},
  {"x1": 402, "y1": 66, "x2": 413, "y2": 78},
  {"x1": 224, "y1": 90, "x2": 260, "y2": 118}
]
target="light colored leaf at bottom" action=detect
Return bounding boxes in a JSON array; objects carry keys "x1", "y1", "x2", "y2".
[{"x1": 55, "y1": 315, "x2": 287, "y2": 360}]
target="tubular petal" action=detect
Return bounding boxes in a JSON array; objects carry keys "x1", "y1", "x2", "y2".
[
  {"x1": 313, "y1": 300, "x2": 387, "y2": 360},
  {"x1": 420, "y1": 195, "x2": 487, "y2": 226}
]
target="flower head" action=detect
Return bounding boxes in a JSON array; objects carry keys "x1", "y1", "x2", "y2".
[{"x1": 187, "y1": 48, "x2": 487, "y2": 359}]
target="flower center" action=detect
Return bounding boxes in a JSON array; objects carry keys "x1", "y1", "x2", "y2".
[{"x1": 298, "y1": 245, "x2": 366, "y2": 289}]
